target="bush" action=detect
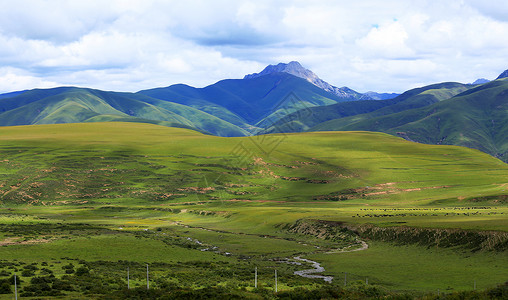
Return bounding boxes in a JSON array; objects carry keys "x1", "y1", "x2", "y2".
[
  {"x1": 0, "y1": 282, "x2": 11, "y2": 294},
  {"x1": 21, "y1": 269, "x2": 35, "y2": 277},
  {"x1": 40, "y1": 268, "x2": 53, "y2": 275},
  {"x1": 52, "y1": 278, "x2": 74, "y2": 291},
  {"x1": 75, "y1": 266, "x2": 89, "y2": 276},
  {"x1": 23, "y1": 264, "x2": 38, "y2": 271}
]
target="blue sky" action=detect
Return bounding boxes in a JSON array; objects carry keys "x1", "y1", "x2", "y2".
[{"x1": 1, "y1": 0, "x2": 507, "y2": 93}]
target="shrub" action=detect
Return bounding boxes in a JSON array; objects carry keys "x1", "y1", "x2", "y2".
[
  {"x1": 40, "y1": 268, "x2": 53, "y2": 275},
  {"x1": 0, "y1": 282, "x2": 11, "y2": 294},
  {"x1": 75, "y1": 267, "x2": 89, "y2": 276},
  {"x1": 21, "y1": 269, "x2": 35, "y2": 277}
]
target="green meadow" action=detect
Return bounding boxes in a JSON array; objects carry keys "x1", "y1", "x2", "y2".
[{"x1": 0, "y1": 123, "x2": 506, "y2": 298}]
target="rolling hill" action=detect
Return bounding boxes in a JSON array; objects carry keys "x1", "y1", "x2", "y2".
[
  {"x1": 0, "y1": 87, "x2": 248, "y2": 137},
  {"x1": 263, "y1": 82, "x2": 471, "y2": 134},
  {"x1": 311, "y1": 79, "x2": 508, "y2": 162},
  {"x1": 0, "y1": 122, "x2": 506, "y2": 206}
]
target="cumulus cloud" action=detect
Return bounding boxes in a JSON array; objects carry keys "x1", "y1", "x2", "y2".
[
  {"x1": 0, "y1": 0, "x2": 507, "y2": 94},
  {"x1": 0, "y1": 67, "x2": 58, "y2": 92},
  {"x1": 356, "y1": 21, "x2": 415, "y2": 59}
]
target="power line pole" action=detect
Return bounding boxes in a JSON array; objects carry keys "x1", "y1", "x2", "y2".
[
  {"x1": 275, "y1": 269, "x2": 278, "y2": 293},
  {"x1": 344, "y1": 272, "x2": 347, "y2": 286},
  {"x1": 147, "y1": 264, "x2": 149, "y2": 290},
  {"x1": 127, "y1": 267, "x2": 130, "y2": 289},
  {"x1": 14, "y1": 274, "x2": 17, "y2": 300},
  {"x1": 255, "y1": 267, "x2": 257, "y2": 288}
]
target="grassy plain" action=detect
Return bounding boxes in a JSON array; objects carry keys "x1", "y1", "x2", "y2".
[{"x1": 0, "y1": 123, "x2": 506, "y2": 298}]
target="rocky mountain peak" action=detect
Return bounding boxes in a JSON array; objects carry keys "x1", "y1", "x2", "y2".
[
  {"x1": 244, "y1": 61, "x2": 317, "y2": 81},
  {"x1": 244, "y1": 61, "x2": 364, "y2": 99}
]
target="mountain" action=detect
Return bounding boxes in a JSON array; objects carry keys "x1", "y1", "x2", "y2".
[
  {"x1": 265, "y1": 82, "x2": 471, "y2": 134},
  {"x1": 472, "y1": 78, "x2": 490, "y2": 85},
  {"x1": 311, "y1": 79, "x2": 508, "y2": 162},
  {"x1": 0, "y1": 90, "x2": 26, "y2": 100},
  {"x1": 360, "y1": 91, "x2": 400, "y2": 100},
  {"x1": 138, "y1": 72, "x2": 350, "y2": 129},
  {"x1": 0, "y1": 64, "x2": 506, "y2": 163},
  {"x1": 497, "y1": 69, "x2": 508, "y2": 79},
  {"x1": 244, "y1": 61, "x2": 366, "y2": 100},
  {"x1": 0, "y1": 87, "x2": 248, "y2": 137},
  {"x1": 0, "y1": 69, "x2": 349, "y2": 136}
]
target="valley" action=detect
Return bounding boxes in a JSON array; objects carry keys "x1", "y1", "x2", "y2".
[{"x1": 0, "y1": 123, "x2": 506, "y2": 298}]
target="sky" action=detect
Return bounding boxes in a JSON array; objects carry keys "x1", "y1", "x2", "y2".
[{"x1": 1, "y1": 0, "x2": 508, "y2": 94}]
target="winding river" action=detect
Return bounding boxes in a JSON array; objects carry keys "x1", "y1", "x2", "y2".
[
  {"x1": 173, "y1": 221, "x2": 369, "y2": 284},
  {"x1": 293, "y1": 256, "x2": 334, "y2": 283}
]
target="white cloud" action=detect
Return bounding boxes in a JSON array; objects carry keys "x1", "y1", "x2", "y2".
[
  {"x1": 356, "y1": 21, "x2": 414, "y2": 59},
  {"x1": 0, "y1": 67, "x2": 58, "y2": 92},
  {"x1": 0, "y1": 0, "x2": 507, "y2": 94}
]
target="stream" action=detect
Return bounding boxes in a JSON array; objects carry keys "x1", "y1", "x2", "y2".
[
  {"x1": 173, "y1": 222, "x2": 368, "y2": 284},
  {"x1": 293, "y1": 256, "x2": 334, "y2": 283}
]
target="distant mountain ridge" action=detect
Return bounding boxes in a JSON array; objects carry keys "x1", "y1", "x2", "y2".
[
  {"x1": 263, "y1": 82, "x2": 471, "y2": 135},
  {"x1": 284, "y1": 79, "x2": 508, "y2": 162},
  {"x1": 244, "y1": 61, "x2": 366, "y2": 100},
  {"x1": 0, "y1": 63, "x2": 507, "y2": 162},
  {"x1": 361, "y1": 91, "x2": 400, "y2": 100},
  {"x1": 0, "y1": 87, "x2": 249, "y2": 137},
  {"x1": 0, "y1": 67, "x2": 354, "y2": 136},
  {"x1": 497, "y1": 69, "x2": 508, "y2": 79},
  {"x1": 472, "y1": 78, "x2": 490, "y2": 85}
]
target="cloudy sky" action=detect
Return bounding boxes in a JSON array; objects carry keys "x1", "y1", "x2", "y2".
[{"x1": 1, "y1": 0, "x2": 508, "y2": 94}]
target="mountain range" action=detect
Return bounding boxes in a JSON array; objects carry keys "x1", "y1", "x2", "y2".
[{"x1": 0, "y1": 62, "x2": 507, "y2": 162}]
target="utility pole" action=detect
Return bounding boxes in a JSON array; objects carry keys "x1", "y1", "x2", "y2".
[
  {"x1": 344, "y1": 272, "x2": 347, "y2": 286},
  {"x1": 255, "y1": 267, "x2": 257, "y2": 288},
  {"x1": 366, "y1": 277, "x2": 368, "y2": 285},
  {"x1": 474, "y1": 280, "x2": 476, "y2": 290},
  {"x1": 14, "y1": 274, "x2": 17, "y2": 300},
  {"x1": 127, "y1": 267, "x2": 130, "y2": 289},
  {"x1": 274, "y1": 269, "x2": 277, "y2": 293},
  {"x1": 147, "y1": 264, "x2": 149, "y2": 290}
]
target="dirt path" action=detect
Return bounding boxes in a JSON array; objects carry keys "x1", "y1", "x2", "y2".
[{"x1": 0, "y1": 237, "x2": 52, "y2": 246}]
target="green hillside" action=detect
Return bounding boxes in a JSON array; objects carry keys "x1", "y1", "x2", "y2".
[
  {"x1": 312, "y1": 79, "x2": 508, "y2": 162},
  {"x1": 0, "y1": 122, "x2": 506, "y2": 206},
  {"x1": 0, "y1": 73, "x2": 348, "y2": 136},
  {"x1": 0, "y1": 123, "x2": 506, "y2": 297},
  {"x1": 266, "y1": 82, "x2": 470, "y2": 134},
  {"x1": 0, "y1": 88, "x2": 248, "y2": 137},
  {"x1": 138, "y1": 73, "x2": 349, "y2": 126}
]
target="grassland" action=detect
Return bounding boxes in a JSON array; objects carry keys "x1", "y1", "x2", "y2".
[{"x1": 0, "y1": 122, "x2": 506, "y2": 298}]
